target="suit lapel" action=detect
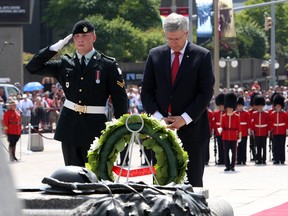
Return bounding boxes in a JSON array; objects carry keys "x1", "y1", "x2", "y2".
[{"x1": 159, "y1": 46, "x2": 173, "y2": 87}]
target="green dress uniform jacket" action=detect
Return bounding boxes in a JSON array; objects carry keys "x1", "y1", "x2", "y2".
[{"x1": 25, "y1": 47, "x2": 128, "y2": 149}]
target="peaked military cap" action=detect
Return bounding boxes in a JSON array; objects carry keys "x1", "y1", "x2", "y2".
[{"x1": 72, "y1": 20, "x2": 95, "y2": 35}]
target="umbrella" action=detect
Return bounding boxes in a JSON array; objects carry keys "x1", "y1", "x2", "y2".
[{"x1": 23, "y1": 82, "x2": 44, "y2": 92}]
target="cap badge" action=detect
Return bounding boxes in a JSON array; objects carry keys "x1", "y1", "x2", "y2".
[{"x1": 83, "y1": 26, "x2": 88, "y2": 32}]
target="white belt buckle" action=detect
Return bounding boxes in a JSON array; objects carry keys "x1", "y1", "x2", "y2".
[{"x1": 74, "y1": 104, "x2": 87, "y2": 113}]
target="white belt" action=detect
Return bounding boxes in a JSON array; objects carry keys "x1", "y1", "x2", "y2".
[
  {"x1": 216, "y1": 122, "x2": 221, "y2": 125},
  {"x1": 63, "y1": 99, "x2": 106, "y2": 114},
  {"x1": 274, "y1": 123, "x2": 285, "y2": 126},
  {"x1": 240, "y1": 122, "x2": 247, "y2": 125},
  {"x1": 255, "y1": 124, "x2": 267, "y2": 128}
]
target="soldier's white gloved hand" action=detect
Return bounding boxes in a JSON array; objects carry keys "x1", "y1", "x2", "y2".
[
  {"x1": 217, "y1": 127, "x2": 223, "y2": 134},
  {"x1": 50, "y1": 34, "x2": 73, "y2": 52}
]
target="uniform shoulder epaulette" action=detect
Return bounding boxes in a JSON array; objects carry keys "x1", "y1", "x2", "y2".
[{"x1": 101, "y1": 53, "x2": 116, "y2": 61}]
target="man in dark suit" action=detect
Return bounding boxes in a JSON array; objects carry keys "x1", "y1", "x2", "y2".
[
  {"x1": 26, "y1": 20, "x2": 128, "y2": 167},
  {"x1": 141, "y1": 13, "x2": 215, "y2": 187}
]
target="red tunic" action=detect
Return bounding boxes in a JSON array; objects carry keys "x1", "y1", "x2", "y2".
[
  {"x1": 213, "y1": 110, "x2": 226, "y2": 136},
  {"x1": 269, "y1": 110, "x2": 288, "y2": 135},
  {"x1": 251, "y1": 110, "x2": 270, "y2": 137},
  {"x1": 221, "y1": 112, "x2": 241, "y2": 141},
  {"x1": 3, "y1": 109, "x2": 21, "y2": 135},
  {"x1": 235, "y1": 110, "x2": 251, "y2": 137},
  {"x1": 208, "y1": 109, "x2": 213, "y2": 134}
]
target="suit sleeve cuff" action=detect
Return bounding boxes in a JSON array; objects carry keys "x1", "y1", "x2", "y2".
[{"x1": 182, "y1": 112, "x2": 193, "y2": 125}]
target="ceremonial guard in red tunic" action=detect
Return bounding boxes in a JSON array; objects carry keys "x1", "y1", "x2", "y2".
[
  {"x1": 251, "y1": 95, "x2": 270, "y2": 165},
  {"x1": 269, "y1": 94, "x2": 288, "y2": 164},
  {"x1": 220, "y1": 92, "x2": 241, "y2": 171},
  {"x1": 248, "y1": 92, "x2": 259, "y2": 161},
  {"x1": 235, "y1": 96, "x2": 251, "y2": 165},
  {"x1": 213, "y1": 93, "x2": 225, "y2": 165}
]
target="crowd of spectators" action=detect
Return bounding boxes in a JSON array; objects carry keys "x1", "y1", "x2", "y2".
[
  {"x1": 0, "y1": 79, "x2": 287, "y2": 134},
  {"x1": 209, "y1": 80, "x2": 288, "y2": 112}
]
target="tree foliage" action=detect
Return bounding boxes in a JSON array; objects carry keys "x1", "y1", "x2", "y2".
[
  {"x1": 235, "y1": 0, "x2": 288, "y2": 57},
  {"x1": 43, "y1": 0, "x2": 163, "y2": 62}
]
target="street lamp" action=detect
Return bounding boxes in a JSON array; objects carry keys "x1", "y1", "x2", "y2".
[
  {"x1": 219, "y1": 56, "x2": 238, "y2": 89},
  {"x1": 262, "y1": 59, "x2": 279, "y2": 87}
]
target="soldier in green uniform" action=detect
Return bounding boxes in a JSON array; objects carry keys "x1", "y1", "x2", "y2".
[{"x1": 26, "y1": 20, "x2": 128, "y2": 167}]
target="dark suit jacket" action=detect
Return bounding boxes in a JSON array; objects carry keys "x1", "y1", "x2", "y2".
[
  {"x1": 141, "y1": 42, "x2": 215, "y2": 142},
  {"x1": 26, "y1": 47, "x2": 128, "y2": 146}
]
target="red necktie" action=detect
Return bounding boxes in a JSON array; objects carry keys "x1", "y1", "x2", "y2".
[
  {"x1": 171, "y1": 52, "x2": 180, "y2": 86},
  {"x1": 168, "y1": 52, "x2": 180, "y2": 114}
]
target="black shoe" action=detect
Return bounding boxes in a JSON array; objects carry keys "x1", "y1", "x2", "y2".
[
  {"x1": 281, "y1": 161, "x2": 285, "y2": 164},
  {"x1": 224, "y1": 168, "x2": 230, "y2": 171},
  {"x1": 255, "y1": 161, "x2": 262, "y2": 165},
  {"x1": 262, "y1": 161, "x2": 266, "y2": 165},
  {"x1": 242, "y1": 162, "x2": 246, "y2": 165},
  {"x1": 273, "y1": 161, "x2": 279, "y2": 165},
  {"x1": 231, "y1": 168, "x2": 235, "y2": 171},
  {"x1": 237, "y1": 162, "x2": 241, "y2": 165}
]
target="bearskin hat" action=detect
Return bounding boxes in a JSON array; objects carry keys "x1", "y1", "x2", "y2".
[
  {"x1": 270, "y1": 92, "x2": 279, "y2": 104},
  {"x1": 250, "y1": 92, "x2": 260, "y2": 106},
  {"x1": 215, "y1": 93, "x2": 225, "y2": 106},
  {"x1": 224, "y1": 92, "x2": 237, "y2": 110},
  {"x1": 253, "y1": 95, "x2": 265, "y2": 106},
  {"x1": 273, "y1": 94, "x2": 285, "y2": 108},
  {"x1": 236, "y1": 96, "x2": 244, "y2": 106}
]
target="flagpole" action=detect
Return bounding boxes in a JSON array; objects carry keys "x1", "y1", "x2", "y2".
[{"x1": 214, "y1": 0, "x2": 220, "y2": 96}]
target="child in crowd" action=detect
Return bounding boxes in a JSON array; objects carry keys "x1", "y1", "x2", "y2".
[{"x1": 220, "y1": 92, "x2": 241, "y2": 171}]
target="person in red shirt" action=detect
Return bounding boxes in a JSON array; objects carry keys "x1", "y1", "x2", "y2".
[
  {"x1": 235, "y1": 96, "x2": 251, "y2": 165},
  {"x1": 269, "y1": 94, "x2": 288, "y2": 164},
  {"x1": 251, "y1": 95, "x2": 270, "y2": 165},
  {"x1": 213, "y1": 93, "x2": 226, "y2": 165},
  {"x1": 2, "y1": 99, "x2": 22, "y2": 162},
  {"x1": 220, "y1": 92, "x2": 241, "y2": 171}
]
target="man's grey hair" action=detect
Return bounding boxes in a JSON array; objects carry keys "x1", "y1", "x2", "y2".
[{"x1": 163, "y1": 13, "x2": 189, "y2": 33}]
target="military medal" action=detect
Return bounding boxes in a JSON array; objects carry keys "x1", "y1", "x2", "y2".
[
  {"x1": 95, "y1": 70, "x2": 100, "y2": 84},
  {"x1": 66, "y1": 82, "x2": 69, "y2": 88}
]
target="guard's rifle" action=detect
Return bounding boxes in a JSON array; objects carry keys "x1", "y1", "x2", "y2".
[
  {"x1": 268, "y1": 133, "x2": 272, "y2": 162},
  {"x1": 213, "y1": 131, "x2": 217, "y2": 165}
]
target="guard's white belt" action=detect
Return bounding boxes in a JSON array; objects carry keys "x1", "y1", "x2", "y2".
[
  {"x1": 63, "y1": 99, "x2": 106, "y2": 114},
  {"x1": 240, "y1": 122, "x2": 247, "y2": 125},
  {"x1": 255, "y1": 124, "x2": 267, "y2": 128},
  {"x1": 274, "y1": 123, "x2": 285, "y2": 126}
]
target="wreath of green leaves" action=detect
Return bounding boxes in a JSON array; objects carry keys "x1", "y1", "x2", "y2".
[{"x1": 86, "y1": 113, "x2": 188, "y2": 185}]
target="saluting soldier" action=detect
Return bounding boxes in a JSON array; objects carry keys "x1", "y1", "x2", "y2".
[
  {"x1": 269, "y1": 94, "x2": 288, "y2": 164},
  {"x1": 26, "y1": 20, "x2": 128, "y2": 167}
]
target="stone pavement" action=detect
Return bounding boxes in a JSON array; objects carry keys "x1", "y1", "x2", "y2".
[{"x1": 1, "y1": 133, "x2": 288, "y2": 216}]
